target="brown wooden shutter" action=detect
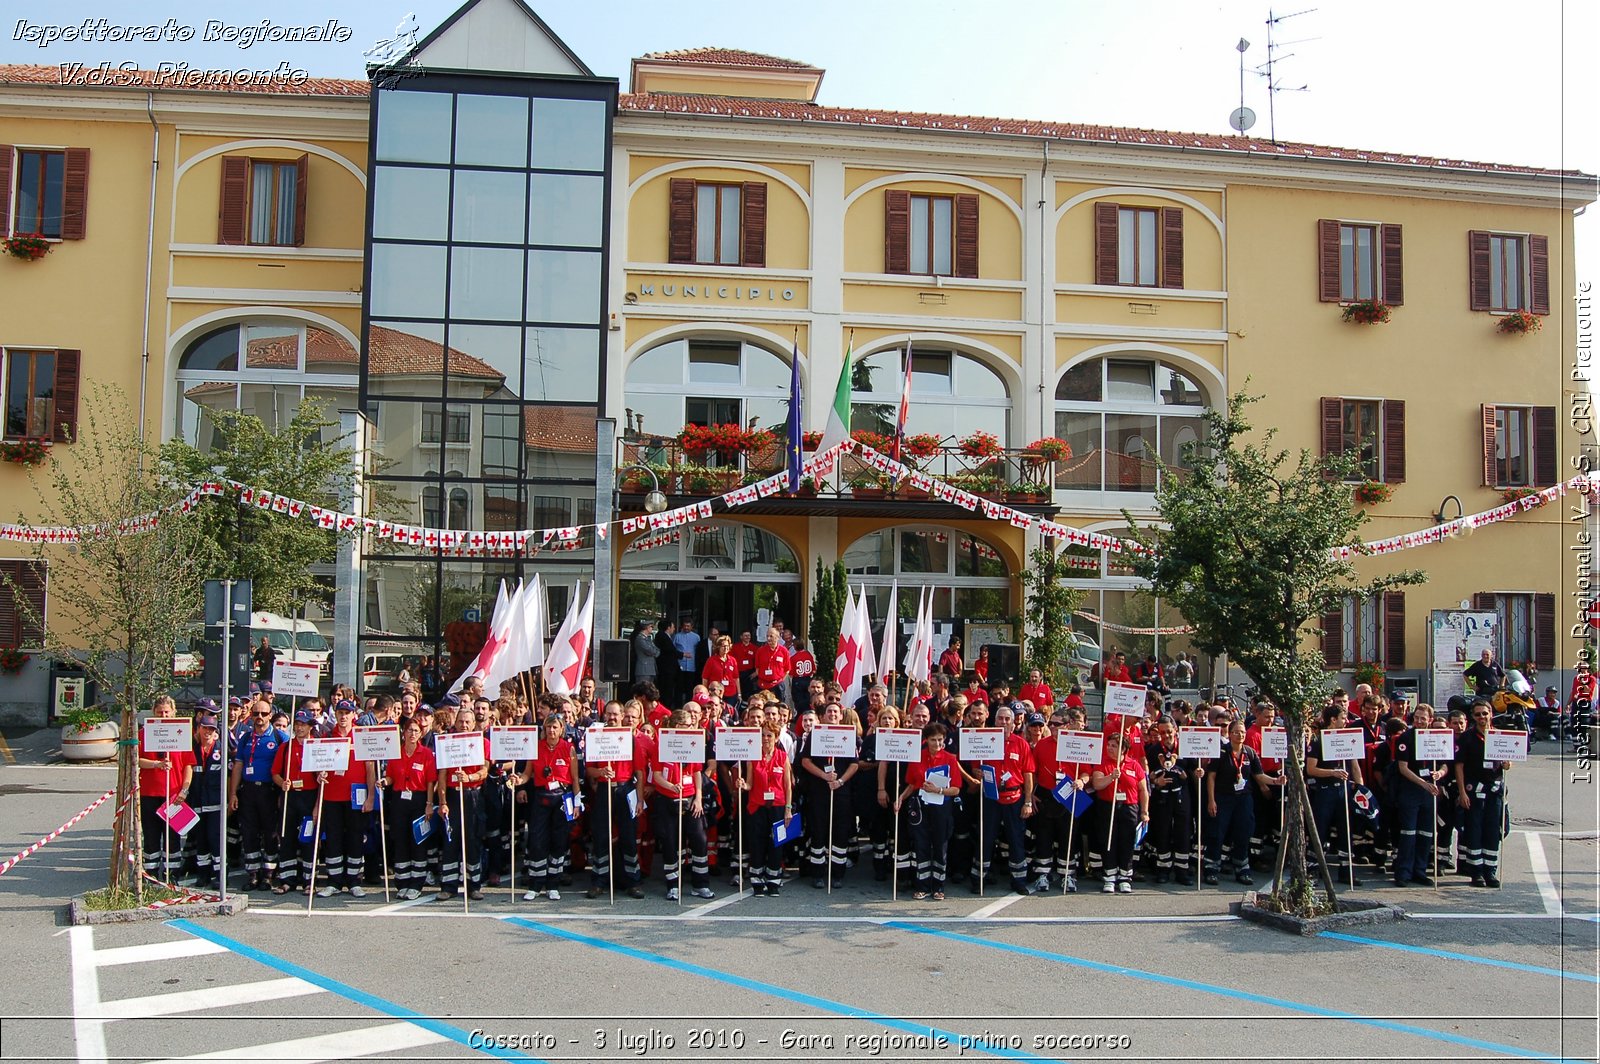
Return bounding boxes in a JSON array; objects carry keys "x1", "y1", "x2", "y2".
[
  {"x1": 1472, "y1": 592, "x2": 1497, "y2": 613},
  {"x1": 0, "y1": 561, "x2": 18, "y2": 646},
  {"x1": 1382, "y1": 399, "x2": 1405, "y2": 484},
  {"x1": 1383, "y1": 591, "x2": 1406, "y2": 671},
  {"x1": 0, "y1": 146, "x2": 12, "y2": 237},
  {"x1": 218, "y1": 156, "x2": 249, "y2": 245},
  {"x1": 1317, "y1": 219, "x2": 1342, "y2": 302},
  {"x1": 1481, "y1": 404, "x2": 1498, "y2": 486},
  {"x1": 1320, "y1": 397, "x2": 1343, "y2": 458},
  {"x1": 52, "y1": 349, "x2": 80, "y2": 444},
  {"x1": 1094, "y1": 202, "x2": 1119, "y2": 286},
  {"x1": 1531, "y1": 406, "x2": 1557, "y2": 487},
  {"x1": 1380, "y1": 223, "x2": 1403, "y2": 306},
  {"x1": 1321, "y1": 607, "x2": 1344, "y2": 668},
  {"x1": 292, "y1": 154, "x2": 308, "y2": 247},
  {"x1": 1533, "y1": 592, "x2": 1556, "y2": 670},
  {"x1": 667, "y1": 178, "x2": 695, "y2": 264},
  {"x1": 739, "y1": 181, "x2": 766, "y2": 268},
  {"x1": 0, "y1": 560, "x2": 47, "y2": 647},
  {"x1": 1528, "y1": 234, "x2": 1550, "y2": 315},
  {"x1": 1468, "y1": 230, "x2": 1491, "y2": 311},
  {"x1": 953, "y1": 193, "x2": 979, "y2": 279},
  {"x1": 1160, "y1": 206, "x2": 1184, "y2": 289},
  {"x1": 60, "y1": 147, "x2": 89, "y2": 240},
  {"x1": 884, "y1": 189, "x2": 911, "y2": 275}
]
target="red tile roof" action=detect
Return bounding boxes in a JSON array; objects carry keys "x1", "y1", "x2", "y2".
[
  {"x1": 0, "y1": 63, "x2": 368, "y2": 96},
  {"x1": 618, "y1": 92, "x2": 1588, "y2": 179},
  {"x1": 368, "y1": 325, "x2": 502, "y2": 382},
  {"x1": 637, "y1": 48, "x2": 819, "y2": 72},
  {"x1": 524, "y1": 405, "x2": 598, "y2": 454}
]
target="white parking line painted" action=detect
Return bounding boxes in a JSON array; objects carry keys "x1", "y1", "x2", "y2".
[
  {"x1": 967, "y1": 893, "x2": 1028, "y2": 919},
  {"x1": 140, "y1": 1021, "x2": 447, "y2": 1063},
  {"x1": 683, "y1": 889, "x2": 751, "y2": 918},
  {"x1": 90, "y1": 939, "x2": 229, "y2": 967},
  {"x1": 1525, "y1": 832, "x2": 1564, "y2": 915},
  {"x1": 365, "y1": 894, "x2": 437, "y2": 916},
  {"x1": 96, "y1": 977, "x2": 324, "y2": 1020},
  {"x1": 68, "y1": 926, "x2": 107, "y2": 1064}
]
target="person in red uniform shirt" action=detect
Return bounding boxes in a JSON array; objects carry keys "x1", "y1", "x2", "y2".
[
  {"x1": 650, "y1": 706, "x2": 716, "y2": 901},
  {"x1": 1018, "y1": 669, "x2": 1056, "y2": 713},
  {"x1": 753, "y1": 626, "x2": 791, "y2": 698},
  {"x1": 315, "y1": 701, "x2": 378, "y2": 897},
  {"x1": 1100, "y1": 651, "x2": 1133, "y2": 688},
  {"x1": 740, "y1": 720, "x2": 794, "y2": 896},
  {"x1": 519, "y1": 713, "x2": 575, "y2": 901},
  {"x1": 973, "y1": 646, "x2": 990, "y2": 688},
  {"x1": 270, "y1": 711, "x2": 319, "y2": 893},
  {"x1": 1101, "y1": 694, "x2": 1148, "y2": 768},
  {"x1": 789, "y1": 637, "x2": 817, "y2": 689},
  {"x1": 962, "y1": 676, "x2": 990, "y2": 710},
  {"x1": 732, "y1": 631, "x2": 759, "y2": 700},
  {"x1": 385, "y1": 717, "x2": 437, "y2": 899},
  {"x1": 436, "y1": 705, "x2": 490, "y2": 902},
  {"x1": 137, "y1": 695, "x2": 196, "y2": 883},
  {"x1": 1091, "y1": 732, "x2": 1149, "y2": 894},
  {"x1": 584, "y1": 701, "x2": 645, "y2": 899},
  {"x1": 1025, "y1": 713, "x2": 1070, "y2": 892},
  {"x1": 967, "y1": 704, "x2": 1036, "y2": 895},
  {"x1": 937, "y1": 637, "x2": 964, "y2": 681},
  {"x1": 1243, "y1": 699, "x2": 1285, "y2": 868},
  {"x1": 896, "y1": 722, "x2": 963, "y2": 900},
  {"x1": 702, "y1": 636, "x2": 741, "y2": 694}
]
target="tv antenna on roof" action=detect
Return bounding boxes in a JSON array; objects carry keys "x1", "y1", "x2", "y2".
[
  {"x1": 1255, "y1": 7, "x2": 1318, "y2": 143},
  {"x1": 1229, "y1": 38, "x2": 1256, "y2": 133}
]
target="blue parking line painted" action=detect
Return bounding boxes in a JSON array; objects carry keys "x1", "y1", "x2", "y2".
[
  {"x1": 504, "y1": 917, "x2": 1069, "y2": 1064},
  {"x1": 167, "y1": 919, "x2": 550, "y2": 1062},
  {"x1": 1319, "y1": 931, "x2": 1600, "y2": 983},
  {"x1": 884, "y1": 922, "x2": 1585, "y2": 1064}
]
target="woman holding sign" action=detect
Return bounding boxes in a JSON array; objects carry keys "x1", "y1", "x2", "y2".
[
  {"x1": 387, "y1": 718, "x2": 437, "y2": 900},
  {"x1": 742, "y1": 720, "x2": 794, "y2": 896},
  {"x1": 315, "y1": 701, "x2": 377, "y2": 898},
  {"x1": 1454, "y1": 700, "x2": 1511, "y2": 888},
  {"x1": 897, "y1": 722, "x2": 962, "y2": 900},
  {"x1": 1204, "y1": 721, "x2": 1275, "y2": 886},
  {"x1": 519, "y1": 713, "x2": 576, "y2": 901},
  {"x1": 1391, "y1": 703, "x2": 1448, "y2": 887},
  {"x1": 136, "y1": 695, "x2": 195, "y2": 883},
  {"x1": 585, "y1": 702, "x2": 645, "y2": 900},
  {"x1": 436, "y1": 705, "x2": 489, "y2": 902},
  {"x1": 1089, "y1": 733, "x2": 1149, "y2": 894},
  {"x1": 798, "y1": 703, "x2": 860, "y2": 889},
  {"x1": 270, "y1": 711, "x2": 319, "y2": 894},
  {"x1": 650, "y1": 707, "x2": 716, "y2": 901}
]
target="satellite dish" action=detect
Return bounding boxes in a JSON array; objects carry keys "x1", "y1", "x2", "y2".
[{"x1": 1229, "y1": 106, "x2": 1257, "y2": 133}]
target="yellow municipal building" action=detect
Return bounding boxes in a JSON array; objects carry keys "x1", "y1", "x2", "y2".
[{"x1": 0, "y1": 0, "x2": 1592, "y2": 722}]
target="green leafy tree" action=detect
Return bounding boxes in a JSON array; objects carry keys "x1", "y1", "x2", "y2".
[
  {"x1": 809, "y1": 558, "x2": 848, "y2": 681},
  {"x1": 1123, "y1": 390, "x2": 1423, "y2": 917},
  {"x1": 9, "y1": 389, "x2": 209, "y2": 902},
  {"x1": 158, "y1": 398, "x2": 355, "y2": 617},
  {"x1": 1019, "y1": 542, "x2": 1085, "y2": 693}
]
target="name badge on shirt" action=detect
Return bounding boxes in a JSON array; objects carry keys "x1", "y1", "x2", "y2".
[
  {"x1": 1234, "y1": 777, "x2": 1247, "y2": 792},
  {"x1": 764, "y1": 790, "x2": 777, "y2": 802},
  {"x1": 411, "y1": 762, "x2": 424, "y2": 771},
  {"x1": 400, "y1": 789, "x2": 413, "y2": 800}
]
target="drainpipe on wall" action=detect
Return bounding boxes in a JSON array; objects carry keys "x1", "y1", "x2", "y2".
[{"x1": 139, "y1": 92, "x2": 159, "y2": 454}]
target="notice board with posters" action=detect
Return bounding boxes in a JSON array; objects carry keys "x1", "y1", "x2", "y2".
[
  {"x1": 962, "y1": 621, "x2": 1013, "y2": 668},
  {"x1": 1428, "y1": 610, "x2": 1499, "y2": 706}
]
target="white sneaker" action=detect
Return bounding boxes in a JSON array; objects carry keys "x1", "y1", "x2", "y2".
[
  {"x1": 1117, "y1": 881, "x2": 1134, "y2": 894},
  {"x1": 691, "y1": 886, "x2": 716, "y2": 899},
  {"x1": 547, "y1": 889, "x2": 561, "y2": 901},
  {"x1": 349, "y1": 885, "x2": 367, "y2": 898},
  {"x1": 522, "y1": 890, "x2": 540, "y2": 901},
  {"x1": 1101, "y1": 879, "x2": 1116, "y2": 894},
  {"x1": 316, "y1": 885, "x2": 337, "y2": 898},
  {"x1": 400, "y1": 888, "x2": 418, "y2": 900},
  {"x1": 1032, "y1": 875, "x2": 1050, "y2": 893},
  {"x1": 666, "y1": 887, "x2": 680, "y2": 901}
]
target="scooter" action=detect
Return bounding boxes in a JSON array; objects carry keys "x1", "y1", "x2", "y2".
[{"x1": 1491, "y1": 670, "x2": 1538, "y2": 746}]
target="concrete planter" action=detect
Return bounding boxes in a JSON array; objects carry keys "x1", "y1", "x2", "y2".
[
  {"x1": 1231, "y1": 890, "x2": 1406, "y2": 936},
  {"x1": 67, "y1": 893, "x2": 248, "y2": 925},
  {"x1": 61, "y1": 721, "x2": 119, "y2": 761}
]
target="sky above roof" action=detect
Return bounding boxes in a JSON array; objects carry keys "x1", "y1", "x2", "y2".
[{"x1": 2, "y1": 0, "x2": 1591, "y2": 289}]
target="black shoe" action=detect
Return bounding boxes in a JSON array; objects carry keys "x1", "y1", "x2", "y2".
[
  {"x1": 1235, "y1": 870, "x2": 1254, "y2": 886},
  {"x1": 1012, "y1": 881, "x2": 1032, "y2": 897},
  {"x1": 1483, "y1": 874, "x2": 1500, "y2": 888},
  {"x1": 968, "y1": 879, "x2": 982, "y2": 894},
  {"x1": 1469, "y1": 876, "x2": 1486, "y2": 888},
  {"x1": 767, "y1": 885, "x2": 782, "y2": 898},
  {"x1": 1153, "y1": 869, "x2": 1170, "y2": 884},
  {"x1": 468, "y1": 888, "x2": 485, "y2": 901},
  {"x1": 1203, "y1": 871, "x2": 1220, "y2": 885},
  {"x1": 1392, "y1": 878, "x2": 1409, "y2": 889},
  {"x1": 1174, "y1": 869, "x2": 1194, "y2": 886},
  {"x1": 627, "y1": 885, "x2": 645, "y2": 899},
  {"x1": 752, "y1": 884, "x2": 768, "y2": 897},
  {"x1": 812, "y1": 877, "x2": 825, "y2": 890},
  {"x1": 1410, "y1": 875, "x2": 1435, "y2": 887},
  {"x1": 586, "y1": 886, "x2": 602, "y2": 899}
]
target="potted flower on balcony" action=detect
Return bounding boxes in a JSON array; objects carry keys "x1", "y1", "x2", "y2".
[
  {"x1": 2, "y1": 234, "x2": 51, "y2": 261},
  {"x1": 0, "y1": 438, "x2": 50, "y2": 466},
  {"x1": 958, "y1": 430, "x2": 1003, "y2": 459},
  {"x1": 1497, "y1": 309, "x2": 1541, "y2": 335},
  {"x1": 785, "y1": 474, "x2": 818, "y2": 497},
  {"x1": 849, "y1": 470, "x2": 888, "y2": 500},
  {"x1": 802, "y1": 430, "x2": 823, "y2": 452},
  {"x1": 1352, "y1": 660, "x2": 1386, "y2": 691},
  {"x1": 1008, "y1": 479, "x2": 1052, "y2": 504},
  {"x1": 1501, "y1": 485, "x2": 1543, "y2": 506},
  {"x1": 1352, "y1": 481, "x2": 1392, "y2": 506},
  {"x1": 680, "y1": 423, "x2": 762, "y2": 462},
  {"x1": 1023, "y1": 436, "x2": 1072, "y2": 463},
  {"x1": 849, "y1": 428, "x2": 891, "y2": 454},
  {"x1": 902, "y1": 433, "x2": 944, "y2": 460},
  {"x1": 0, "y1": 645, "x2": 29, "y2": 675},
  {"x1": 1341, "y1": 298, "x2": 1392, "y2": 325},
  {"x1": 949, "y1": 470, "x2": 1002, "y2": 499}
]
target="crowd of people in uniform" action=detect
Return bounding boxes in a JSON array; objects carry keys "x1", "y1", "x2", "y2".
[{"x1": 132, "y1": 651, "x2": 1589, "y2": 905}]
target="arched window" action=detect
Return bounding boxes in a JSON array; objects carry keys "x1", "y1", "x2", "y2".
[
  {"x1": 1053, "y1": 357, "x2": 1207, "y2": 494},
  {"x1": 421, "y1": 472, "x2": 443, "y2": 527},
  {"x1": 851, "y1": 347, "x2": 1010, "y2": 441},
  {"x1": 447, "y1": 487, "x2": 470, "y2": 530},
  {"x1": 623, "y1": 336, "x2": 794, "y2": 442},
  {"x1": 175, "y1": 320, "x2": 358, "y2": 451},
  {"x1": 842, "y1": 524, "x2": 1012, "y2": 631}
]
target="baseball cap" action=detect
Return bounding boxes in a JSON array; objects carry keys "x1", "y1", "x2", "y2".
[
  {"x1": 1025, "y1": 713, "x2": 1046, "y2": 726},
  {"x1": 193, "y1": 697, "x2": 219, "y2": 713},
  {"x1": 293, "y1": 709, "x2": 316, "y2": 724},
  {"x1": 334, "y1": 699, "x2": 358, "y2": 714},
  {"x1": 439, "y1": 693, "x2": 462, "y2": 708},
  {"x1": 227, "y1": 696, "x2": 244, "y2": 707},
  {"x1": 195, "y1": 711, "x2": 218, "y2": 728}
]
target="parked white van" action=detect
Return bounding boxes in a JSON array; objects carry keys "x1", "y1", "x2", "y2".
[{"x1": 251, "y1": 612, "x2": 332, "y2": 675}]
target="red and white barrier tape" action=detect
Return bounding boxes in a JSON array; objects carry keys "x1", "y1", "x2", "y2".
[{"x1": 0, "y1": 787, "x2": 119, "y2": 877}]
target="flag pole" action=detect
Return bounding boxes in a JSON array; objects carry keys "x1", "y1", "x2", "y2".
[
  {"x1": 1343, "y1": 777, "x2": 1356, "y2": 890},
  {"x1": 377, "y1": 767, "x2": 391, "y2": 903},
  {"x1": 1104, "y1": 714, "x2": 1129, "y2": 879},
  {"x1": 607, "y1": 771, "x2": 615, "y2": 906},
  {"x1": 508, "y1": 772, "x2": 517, "y2": 904},
  {"x1": 891, "y1": 762, "x2": 901, "y2": 903},
  {"x1": 826, "y1": 757, "x2": 836, "y2": 894},
  {"x1": 1195, "y1": 768, "x2": 1203, "y2": 893},
  {"x1": 459, "y1": 778, "x2": 470, "y2": 914},
  {"x1": 738, "y1": 762, "x2": 747, "y2": 894},
  {"x1": 1062, "y1": 777, "x2": 1078, "y2": 896},
  {"x1": 279, "y1": 734, "x2": 294, "y2": 840},
  {"x1": 676, "y1": 767, "x2": 685, "y2": 907},
  {"x1": 306, "y1": 777, "x2": 325, "y2": 916}
]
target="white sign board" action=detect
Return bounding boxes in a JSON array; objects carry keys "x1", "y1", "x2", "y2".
[
  {"x1": 1056, "y1": 730, "x2": 1104, "y2": 765},
  {"x1": 141, "y1": 719, "x2": 192, "y2": 754},
  {"x1": 1103, "y1": 681, "x2": 1147, "y2": 719},
  {"x1": 489, "y1": 726, "x2": 539, "y2": 762},
  {"x1": 272, "y1": 660, "x2": 321, "y2": 697},
  {"x1": 1258, "y1": 727, "x2": 1289, "y2": 761},
  {"x1": 874, "y1": 727, "x2": 923, "y2": 763},
  {"x1": 435, "y1": 731, "x2": 485, "y2": 771},
  {"x1": 958, "y1": 727, "x2": 1005, "y2": 762},
  {"x1": 657, "y1": 728, "x2": 706, "y2": 764},
  {"x1": 1415, "y1": 729, "x2": 1456, "y2": 761},
  {"x1": 1319, "y1": 727, "x2": 1366, "y2": 762},
  {"x1": 714, "y1": 726, "x2": 762, "y2": 762},
  {"x1": 1178, "y1": 726, "x2": 1223, "y2": 759},
  {"x1": 351, "y1": 725, "x2": 400, "y2": 762},
  {"x1": 810, "y1": 723, "x2": 858, "y2": 759},
  {"x1": 301, "y1": 736, "x2": 351, "y2": 772},
  {"x1": 1429, "y1": 610, "x2": 1500, "y2": 705},
  {"x1": 585, "y1": 727, "x2": 634, "y2": 763},
  {"x1": 1484, "y1": 729, "x2": 1529, "y2": 763}
]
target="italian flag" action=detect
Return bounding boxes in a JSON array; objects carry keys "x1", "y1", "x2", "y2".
[{"x1": 814, "y1": 334, "x2": 853, "y2": 457}]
